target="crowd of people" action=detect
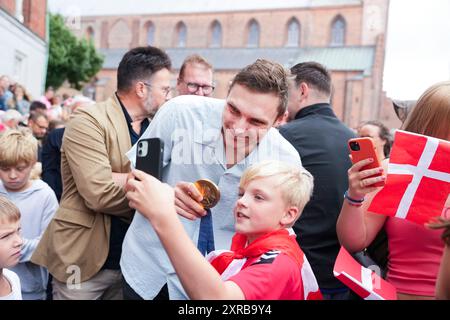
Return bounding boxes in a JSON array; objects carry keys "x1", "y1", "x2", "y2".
[{"x1": 0, "y1": 47, "x2": 449, "y2": 301}]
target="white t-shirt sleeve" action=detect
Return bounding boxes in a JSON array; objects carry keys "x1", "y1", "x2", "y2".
[{"x1": 0, "y1": 269, "x2": 22, "y2": 300}]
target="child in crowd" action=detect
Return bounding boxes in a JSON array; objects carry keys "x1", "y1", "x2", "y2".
[
  {"x1": 0, "y1": 129, "x2": 58, "y2": 300},
  {"x1": 125, "y1": 160, "x2": 322, "y2": 300},
  {"x1": 0, "y1": 196, "x2": 23, "y2": 300}
]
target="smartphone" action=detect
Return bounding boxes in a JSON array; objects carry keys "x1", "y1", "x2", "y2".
[
  {"x1": 135, "y1": 138, "x2": 164, "y2": 181},
  {"x1": 348, "y1": 137, "x2": 384, "y2": 187}
]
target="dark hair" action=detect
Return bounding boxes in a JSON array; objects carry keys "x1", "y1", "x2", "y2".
[
  {"x1": 29, "y1": 101, "x2": 47, "y2": 113},
  {"x1": 358, "y1": 120, "x2": 392, "y2": 157},
  {"x1": 117, "y1": 46, "x2": 171, "y2": 93},
  {"x1": 290, "y1": 61, "x2": 332, "y2": 97},
  {"x1": 28, "y1": 110, "x2": 48, "y2": 122},
  {"x1": 229, "y1": 59, "x2": 289, "y2": 117}
]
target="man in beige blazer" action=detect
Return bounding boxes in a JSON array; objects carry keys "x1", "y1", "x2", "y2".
[{"x1": 31, "y1": 46, "x2": 172, "y2": 300}]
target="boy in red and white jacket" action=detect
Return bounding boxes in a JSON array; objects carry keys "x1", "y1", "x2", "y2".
[{"x1": 125, "y1": 160, "x2": 322, "y2": 300}]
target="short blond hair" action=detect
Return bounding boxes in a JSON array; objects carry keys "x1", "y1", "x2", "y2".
[
  {"x1": 239, "y1": 161, "x2": 314, "y2": 224},
  {"x1": 0, "y1": 129, "x2": 38, "y2": 167},
  {"x1": 0, "y1": 196, "x2": 20, "y2": 224}
]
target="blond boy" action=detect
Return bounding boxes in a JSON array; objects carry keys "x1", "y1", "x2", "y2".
[
  {"x1": 0, "y1": 196, "x2": 23, "y2": 300},
  {"x1": 0, "y1": 129, "x2": 58, "y2": 299},
  {"x1": 125, "y1": 160, "x2": 322, "y2": 300}
]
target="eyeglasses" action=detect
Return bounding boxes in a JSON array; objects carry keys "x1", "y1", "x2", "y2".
[
  {"x1": 142, "y1": 82, "x2": 172, "y2": 97},
  {"x1": 182, "y1": 81, "x2": 215, "y2": 95}
]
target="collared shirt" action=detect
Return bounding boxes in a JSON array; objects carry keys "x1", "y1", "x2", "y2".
[
  {"x1": 120, "y1": 94, "x2": 302, "y2": 299},
  {"x1": 102, "y1": 94, "x2": 149, "y2": 270},
  {"x1": 117, "y1": 93, "x2": 150, "y2": 145}
]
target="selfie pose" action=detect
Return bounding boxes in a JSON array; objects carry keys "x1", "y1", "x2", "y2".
[{"x1": 125, "y1": 161, "x2": 322, "y2": 300}]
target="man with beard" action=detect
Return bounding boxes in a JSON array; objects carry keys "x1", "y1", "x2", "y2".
[
  {"x1": 120, "y1": 59, "x2": 302, "y2": 300},
  {"x1": 31, "y1": 46, "x2": 172, "y2": 300}
]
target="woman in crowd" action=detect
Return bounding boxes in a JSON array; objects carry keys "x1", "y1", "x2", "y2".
[
  {"x1": 337, "y1": 81, "x2": 450, "y2": 299},
  {"x1": 7, "y1": 84, "x2": 31, "y2": 116},
  {"x1": 357, "y1": 120, "x2": 392, "y2": 160}
]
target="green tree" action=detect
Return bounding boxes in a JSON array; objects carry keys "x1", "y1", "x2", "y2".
[{"x1": 46, "y1": 14, "x2": 103, "y2": 90}]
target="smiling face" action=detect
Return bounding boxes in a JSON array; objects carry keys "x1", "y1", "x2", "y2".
[
  {"x1": 234, "y1": 175, "x2": 297, "y2": 243},
  {"x1": 177, "y1": 63, "x2": 214, "y2": 97},
  {"x1": 222, "y1": 84, "x2": 281, "y2": 164},
  {"x1": 0, "y1": 219, "x2": 22, "y2": 269}
]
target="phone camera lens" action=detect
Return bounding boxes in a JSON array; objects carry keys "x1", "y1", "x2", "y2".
[{"x1": 350, "y1": 141, "x2": 360, "y2": 151}]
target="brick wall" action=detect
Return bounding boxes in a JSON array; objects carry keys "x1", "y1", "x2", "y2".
[
  {"x1": 80, "y1": 5, "x2": 363, "y2": 49},
  {"x1": 24, "y1": 0, "x2": 46, "y2": 39},
  {"x1": 1, "y1": 0, "x2": 46, "y2": 40},
  {"x1": 0, "y1": 0, "x2": 15, "y2": 16},
  {"x1": 74, "y1": 2, "x2": 390, "y2": 126}
]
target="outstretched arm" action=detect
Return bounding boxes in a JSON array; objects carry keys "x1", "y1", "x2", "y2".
[{"x1": 125, "y1": 170, "x2": 245, "y2": 300}]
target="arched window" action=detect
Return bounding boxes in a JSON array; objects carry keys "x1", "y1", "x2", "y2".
[
  {"x1": 330, "y1": 15, "x2": 346, "y2": 46},
  {"x1": 209, "y1": 20, "x2": 222, "y2": 48},
  {"x1": 286, "y1": 18, "x2": 300, "y2": 47},
  {"x1": 108, "y1": 19, "x2": 132, "y2": 49},
  {"x1": 176, "y1": 22, "x2": 187, "y2": 47},
  {"x1": 86, "y1": 26, "x2": 94, "y2": 42},
  {"x1": 146, "y1": 22, "x2": 155, "y2": 46},
  {"x1": 247, "y1": 19, "x2": 260, "y2": 47}
]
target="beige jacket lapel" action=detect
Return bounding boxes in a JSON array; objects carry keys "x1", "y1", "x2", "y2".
[{"x1": 107, "y1": 95, "x2": 132, "y2": 168}]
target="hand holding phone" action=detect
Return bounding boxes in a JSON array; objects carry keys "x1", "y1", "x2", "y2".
[
  {"x1": 135, "y1": 138, "x2": 164, "y2": 181},
  {"x1": 348, "y1": 137, "x2": 385, "y2": 188}
]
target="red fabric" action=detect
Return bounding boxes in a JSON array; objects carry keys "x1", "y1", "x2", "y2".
[
  {"x1": 209, "y1": 229, "x2": 323, "y2": 300},
  {"x1": 385, "y1": 217, "x2": 444, "y2": 296},
  {"x1": 228, "y1": 253, "x2": 303, "y2": 300},
  {"x1": 210, "y1": 229, "x2": 303, "y2": 274},
  {"x1": 369, "y1": 130, "x2": 450, "y2": 225},
  {"x1": 334, "y1": 247, "x2": 397, "y2": 300}
]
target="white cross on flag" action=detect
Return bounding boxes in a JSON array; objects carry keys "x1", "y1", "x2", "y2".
[
  {"x1": 368, "y1": 130, "x2": 450, "y2": 225},
  {"x1": 333, "y1": 247, "x2": 397, "y2": 300}
]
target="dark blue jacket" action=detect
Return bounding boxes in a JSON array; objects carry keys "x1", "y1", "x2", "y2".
[{"x1": 279, "y1": 103, "x2": 356, "y2": 290}]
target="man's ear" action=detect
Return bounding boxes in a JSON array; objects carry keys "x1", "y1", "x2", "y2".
[
  {"x1": 280, "y1": 206, "x2": 299, "y2": 226},
  {"x1": 299, "y1": 82, "x2": 309, "y2": 100},
  {"x1": 135, "y1": 81, "x2": 146, "y2": 99},
  {"x1": 275, "y1": 111, "x2": 289, "y2": 127}
]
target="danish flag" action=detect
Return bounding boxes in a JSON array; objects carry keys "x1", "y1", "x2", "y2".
[
  {"x1": 333, "y1": 247, "x2": 397, "y2": 300},
  {"x1": 368, "y1": 130, "x2": 450, "y2": 225}
]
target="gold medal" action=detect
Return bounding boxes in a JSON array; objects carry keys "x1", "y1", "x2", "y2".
[{"x1": 194, "y1": 179, "x2": 221, "y2": 209}]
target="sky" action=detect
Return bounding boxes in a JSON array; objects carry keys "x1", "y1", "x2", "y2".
[{"x1": 48, "y1": 0, "x2": 450, "y2": 100}]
